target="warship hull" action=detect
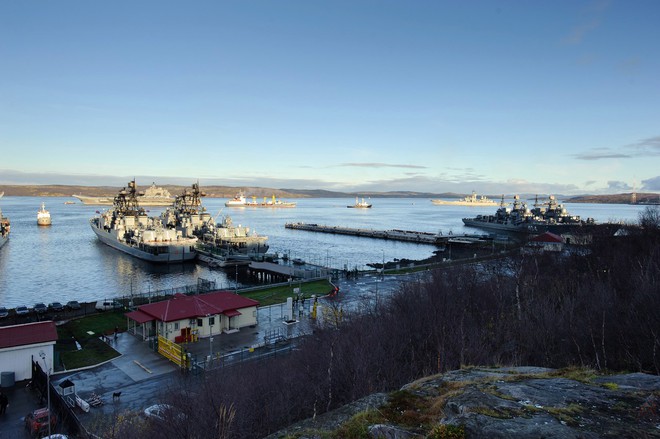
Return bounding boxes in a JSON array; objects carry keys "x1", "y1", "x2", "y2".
[
  {"x1": 91, "y1": 221, "x2": 196, "y2": 263},
  {"x1": 74, "y1": 194, "x2": 174, "y2": 206}
]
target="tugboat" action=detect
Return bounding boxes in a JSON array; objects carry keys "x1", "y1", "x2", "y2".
[
  {"x1": 90, "y1": 180, "x2": 198, "y2": 263},
  {"x1": 0, "y1": 206, "x2": 9, "y2": 249},
  {"x1": 347, "y1": 197, "x2": 372, "y2": 208},
  {"x1": 431, "y1": 191, "x2": 498, "y2": 206},
  {"x1": 462, "y1": 195, "x2": 595, "y2": 234},
  {"x1": 37, "y1": 202, "x2": 52, "y2": 226}
]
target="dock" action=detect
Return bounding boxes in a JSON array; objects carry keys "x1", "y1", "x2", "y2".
[{"x1": 285, "y1": 222, "x2": 493, "y2": 247}]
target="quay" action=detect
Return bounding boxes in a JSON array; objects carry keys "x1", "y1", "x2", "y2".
[{"x1": 285, "y1": 222, "x2": 494, "y2": 247}]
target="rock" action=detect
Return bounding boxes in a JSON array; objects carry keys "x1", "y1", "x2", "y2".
[{"x1": 266, "y1": 367, "x2": 660, "y2": 438}]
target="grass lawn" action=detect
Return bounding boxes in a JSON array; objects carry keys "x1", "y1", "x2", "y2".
[
  {"x1": 56, "y1": 311, "x2": 127, "y2": 371},
  {"x1": 240, "y1": 279, "x2": 335, "y2": 306}
]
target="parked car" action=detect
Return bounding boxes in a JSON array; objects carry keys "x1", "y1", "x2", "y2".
[
  {"x1": 66, "y1": 300, "x2": 81, "y2": 310},
  {"x1": 34, "y1": 303, "x2": 48, "y2": 314},
  {"x1": 95, "y1": 300, "x2": 122, "y2": 311},
  {"x1": 15, "y1": 305, "x2": 30, "y2": 316},
  {"x1": 0, "y1": 307, "x2": 8, "y2": 318},
  {"x1": 49, "y1": 302, "x2": 65, "y2": 312},
  {"x1": 24, "y1": 407, "x2": 57, "y2": 436},
  {"x1": 144, "y1": 404, "x2": 184, "y2": 421}
]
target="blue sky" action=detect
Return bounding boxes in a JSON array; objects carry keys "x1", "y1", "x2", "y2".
[{"x1": 1, "y1": 0, "x2": 659, "y2": 194}]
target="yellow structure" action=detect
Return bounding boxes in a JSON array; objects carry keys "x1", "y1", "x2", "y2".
[{"x1": 158, "y1": 335, "x2": 189, "y2": 369}]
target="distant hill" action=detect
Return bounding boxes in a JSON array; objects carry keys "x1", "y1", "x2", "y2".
[
  {"x1": 565, "y1": 192, "x2": 660, "y2": 205},
  {"x1": 5, "y1": 184, "x2": 655, "y2": 203},
  {"x1": 0, "y1": 184, "x2": 474, "y2": 200}
]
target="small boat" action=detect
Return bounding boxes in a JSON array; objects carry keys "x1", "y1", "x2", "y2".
[
  {"x1": 64, "y1": 201, "x2": 75, "y2": 205},
  {"x1": 347, "y1": 197, "x2": 372, "y2": 208},
  {"x1": 37, "y1": 202, "x2": 52, "y2": 226}
]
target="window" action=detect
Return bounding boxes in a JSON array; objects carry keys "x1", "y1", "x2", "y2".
[
  {"x1": 209, "y1": 317, "x2": 215, "y2": 326},
  {"x1": 197, "y1": 319, "x2": 203, "y2": 327},
  {"x1": 174, "y1": 322, "x2": 179, "y2": 330}
]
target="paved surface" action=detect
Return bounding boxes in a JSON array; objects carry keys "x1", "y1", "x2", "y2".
[{"x1": 0, "y1": 272, "x2": 408, "y2": 437}]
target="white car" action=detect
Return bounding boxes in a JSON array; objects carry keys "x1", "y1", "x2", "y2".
[
  {"x1": 144, "y1": 404, "x2": 177, "y2": 421},
  {"x1": 95, "y1": 300, "x2": 122, "y2": 311}
]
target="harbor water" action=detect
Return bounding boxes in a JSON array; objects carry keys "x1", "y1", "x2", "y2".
[{"x1": 0, "y1": 196, "x2": 647, "y2": 308}]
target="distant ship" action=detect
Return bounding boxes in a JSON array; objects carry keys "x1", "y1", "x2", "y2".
[
  {"x1": 225, "y1": 193, "x2": 296, "y2": 208},
  {"x1": 37, "y1": 202, "x2": 52, "y2": 226},
  {"x1": 90, "y1": 180, "x2": 197, "y2": 263},
  {"x1": 462, "y1": 195, "x2": 595, "y2": 234},
  {"x1": 431, "y1": 191, "x2": 498, "y2": 206},
  {"x1": 0, "y1": 206, "x2": 9, "y2": 249},
  {"x1": 225, "y1": 192, "x2": 248, "y2": 207},
  {"x1": 347, "y1": 197, "x2": 372, "y2": 208},
  {"x1": 74, "y1": 182, "x2": 174, "y2": 206}
]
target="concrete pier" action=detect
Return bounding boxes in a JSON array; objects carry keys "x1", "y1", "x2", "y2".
[{"x1": 285, "y1": 222, "x2": 493, "y2": 247}]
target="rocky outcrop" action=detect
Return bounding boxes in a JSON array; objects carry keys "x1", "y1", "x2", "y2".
[{"x1": 268, "y1": 367, "x2": 660, "y2": 438}]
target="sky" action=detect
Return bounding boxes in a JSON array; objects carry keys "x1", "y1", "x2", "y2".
[{"x1": 1, "y1": 0, "x2": 659, "y2": 195}]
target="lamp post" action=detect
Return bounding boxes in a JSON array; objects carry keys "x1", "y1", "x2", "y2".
[{"x1": 38, "y1": 351, "x2": 51, "y2": 438}]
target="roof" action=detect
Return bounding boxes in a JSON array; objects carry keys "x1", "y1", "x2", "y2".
[
  {"x1": 131, "y1": 291, "x2": 259, "y2": 323},
  {"x1": 0, "y1": 321, "x2": 58, "y2": 349},
  {"x1": 529, "y1": 232, "x2": 563, "y2": 243},
  {"x1": 125, "y1": 310, "x2": 155, "y2": 324}
]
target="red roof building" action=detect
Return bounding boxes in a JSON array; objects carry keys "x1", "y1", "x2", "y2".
[{"x1": 126, "y1": 291, "x2": 259, "y2": 343}]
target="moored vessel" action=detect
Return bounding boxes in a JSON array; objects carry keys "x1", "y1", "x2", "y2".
[
  {"x1": 90, "y1": 180, "x2": 197, "y2": 263},
  {"x1": 74, "y1": 182, "x2": 174, "y2": 206},
  {"x1": 163, "y1": 184, "x2": 269, "y2": 259},
  {"x1": 462, "y1": 195, "x2": 595, "y2": 235},
  {"x1": 37, "y1": 202, "x2": 52, "y2": 226},
  {"x1": 0, "y1": 207, "x2": 9, "y2": 249},
  {"x1": 431, "y1": 191, "x2": 499, "y2": 206},
  {"x1": 347, "y1": 197, "x2": 372, "y2": 208}
]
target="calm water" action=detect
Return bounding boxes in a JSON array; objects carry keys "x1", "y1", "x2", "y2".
[{"x1": 0, "y1": 196, "x2": 647, "y2": 308}]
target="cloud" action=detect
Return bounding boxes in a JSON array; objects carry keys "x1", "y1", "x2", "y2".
[
  {"x1": 574, "y1": 151, "x2": 632, "y2": 160},
  {"x1": 584, "y1": 180, "x2": 597, "y2": 186},
  {"x1": 563, "y1": 19, "x2": 601, "y2": 45},
  {"x1": 574, "y1": 136, "x2": 660, "y2": 160},
  {"x1": 562, "y1": 0, "x2": 610, "y2": 45},
  {"x1": 641, "y1": 176, "x2": 660, "y2": 191},
  {"x1": 607, "y1": 180, "x2": 632, "y2": 191},
  {"x1": 339, "y1": 163, "x2": 428, "y2": 169},
  {"x1": 629, "y1": 136, "x2": 660, "y2": 155}
]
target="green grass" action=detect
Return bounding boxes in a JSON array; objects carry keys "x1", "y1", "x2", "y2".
[
  {"x1": 239, "y1": 279, "x2": 335, "y2": 306},
  {"x1": 56, "y1": 311, "x2": 127, "y2": 370}
]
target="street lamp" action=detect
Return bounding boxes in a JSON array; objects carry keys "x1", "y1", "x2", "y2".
[{"x1": 38, "y1": 351, "x2": 51, "y2": 438}]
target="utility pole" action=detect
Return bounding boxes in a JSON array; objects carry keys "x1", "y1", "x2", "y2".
[{"x1": 39, "y1": 351, "x2": 51, "y2": 438}]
